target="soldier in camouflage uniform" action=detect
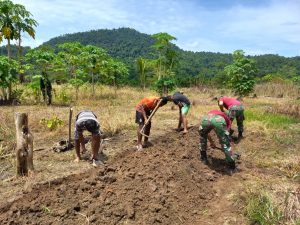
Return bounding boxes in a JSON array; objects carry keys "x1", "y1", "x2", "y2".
[
  {"x1": 199, "y1": 110, "x2": 239, "y2": 170},
  {"x1": 40, "y1": 71, "x2": 52, "y2": 105},
  {"x1": 218, "y1": 96, "x2": 245, "y2": 139}
]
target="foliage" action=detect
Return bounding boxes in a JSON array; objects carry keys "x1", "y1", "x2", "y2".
[
  {"x1": 25, "y1": 74, "x2": 42, "y2": 102},
  {"x1": 0, "y1": 56, "x2": 18, "y2": 87},
  {"x1": 0, "y1": 55, "x2": 18, "y2": 99},
  {"x1": 245, "y1": 191, "x2": 283, "y2": 225},
  {"x1": 225, "y1": 50, "x2": 257, "y2": 96},
  {"x1": 153, "y1": 77, "x2": 176, "y2": 95},
  {"x1": 151, "y1": 32, "x2": 177, "y2": 80},
  {"x1": 40, "y1": 116, "x2": 64, "y2": 131},
  {"x1": 0, "y1": 0, "x2": 37, "y2": 59},
  {"x1": 54, "y1": 87, "x2": 71, "y2": 105}
]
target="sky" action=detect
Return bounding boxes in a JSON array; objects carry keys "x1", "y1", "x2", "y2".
[{"x1": 6, "y1": 0, "x2": 300, "y2": 57}]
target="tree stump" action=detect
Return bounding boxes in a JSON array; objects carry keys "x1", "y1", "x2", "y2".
[{"x1": 15, "y1": 113, "x2": 34, "y2": 176}]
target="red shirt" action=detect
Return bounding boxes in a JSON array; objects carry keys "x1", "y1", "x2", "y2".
[
  {"x1": 219, "y1": 97, "x2": 241, "y2": 109},
  {"x1": 136, "y1": 97, "x2": 160, "y2": 112},
  {"x1": 208, "y1": 110, "x2": 231, "y2": 131}
]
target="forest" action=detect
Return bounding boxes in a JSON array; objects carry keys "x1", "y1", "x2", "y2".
[{"x1": 1, "y1": 27, "x2": 300, "y2": 90}]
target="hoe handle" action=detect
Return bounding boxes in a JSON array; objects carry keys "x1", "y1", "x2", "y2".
[{"x1": 140, "y1": 99, "x2": 162, "y2": 137}]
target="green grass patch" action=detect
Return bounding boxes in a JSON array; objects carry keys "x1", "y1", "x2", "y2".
[
  {"x1": 245, "y1": 109, "x2": 300, "y2": 128},
  {"x1": 245, "y1": 191, "x2": 283, "y2": 225}
]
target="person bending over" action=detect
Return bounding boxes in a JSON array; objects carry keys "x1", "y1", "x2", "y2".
[
  {"x1": 168, "y1": 92, "x2": 191, "y2": 134},
  {"x1": 135, "y1": 96, "x2": 168, "y2": 151},
  {"x1": 74, "y1": 110, "x2": 102, "y2": 167},
  {"x1": 199, "y1": 110, "x2": 240, "y2": 172},
  {"x1": 217, "y1": 96, "x2": 245, "y2": 140}
]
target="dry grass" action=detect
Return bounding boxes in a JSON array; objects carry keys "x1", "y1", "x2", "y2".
[{"x1": 254, "y1": 82, "x2": 300, "y2": 98}]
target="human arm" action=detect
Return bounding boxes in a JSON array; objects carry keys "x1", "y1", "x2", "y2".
[{"x1": 218, "y1": 100, "x2": 225, "y2": 112}]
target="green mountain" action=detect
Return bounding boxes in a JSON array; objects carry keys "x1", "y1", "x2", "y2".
[{"x1": 42, "y1": 28, "x2": 300, "y2": 85}]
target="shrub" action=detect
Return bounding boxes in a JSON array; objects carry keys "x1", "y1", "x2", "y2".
[
  {"x1": 152, "y1": 77, "x2": 176, "y2": 95},
  {"x1": 40, "y1": 116, "x2": 64, "y2": 131}
]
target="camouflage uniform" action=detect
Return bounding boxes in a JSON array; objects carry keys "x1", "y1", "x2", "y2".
[
  {"x1": 228, "y1": 104, "x2": 245, "y2": 135},
  {"x1": 199, "y1": 114, "x2": 236, "y2": 165}
]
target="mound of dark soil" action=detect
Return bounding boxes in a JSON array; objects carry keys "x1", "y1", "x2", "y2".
[{"x1": 0, "y1": 126, "x2": 234, "y2": 225}]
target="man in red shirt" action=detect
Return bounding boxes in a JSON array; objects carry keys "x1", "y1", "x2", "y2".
[
  {"x1": 218, "y1": 96, "x2": 245, "y2": 140},
  {"x1": 135, "y1": 96, "x2": 168, "y2": 151},
  {"x1": 199, "y1": 110, "x2": 240, "y2": 171}
]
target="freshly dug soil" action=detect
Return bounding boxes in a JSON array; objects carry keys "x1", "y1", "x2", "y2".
[{"x1": 0, "y1": 126, "x2": 242, "y2": 225}]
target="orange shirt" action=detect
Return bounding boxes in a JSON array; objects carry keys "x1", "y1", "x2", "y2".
[{"x1": 136, "y1": 97, "x2": 160, "y2": 112}]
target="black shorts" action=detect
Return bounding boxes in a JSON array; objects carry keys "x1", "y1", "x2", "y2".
[
  {"x1": 135, "y1": 110, "x2": 151, "y2": 125},
  {"x1": 74, "y1": 119, "x2": 100, "y2": 140}
]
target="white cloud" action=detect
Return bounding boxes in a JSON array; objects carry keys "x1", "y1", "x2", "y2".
[{"x1": 4, "y1": 0, "x2": 299, "y2": 56}]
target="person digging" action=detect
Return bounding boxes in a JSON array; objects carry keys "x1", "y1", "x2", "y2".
[
  {"x1": 199, "y1": 110, "x2": 241, "y2": 173},
  {"x1": 135, "y1": 96, "x2": 168, "y2": 151},
  {"x1": 217, "y1": 96, "x2": 245, "y2": 141},
  {"x1": 167, "y1": 91, "x2": 191, "y2": 134},
  {"x1": 74, "y1": 110, "x2": 103, "y2": 167}
]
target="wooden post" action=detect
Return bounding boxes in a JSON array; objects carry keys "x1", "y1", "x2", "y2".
[
  {"x1": 15, "y1": 113, "x2": 34, "y2": 176},
  {"x1": 68, "y1": 107, "x2": 73, "y2": 147}
]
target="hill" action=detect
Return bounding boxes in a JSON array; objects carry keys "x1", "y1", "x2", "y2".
[{"x1": 42, "y1": 28, "x2": 300, "y2": 84}]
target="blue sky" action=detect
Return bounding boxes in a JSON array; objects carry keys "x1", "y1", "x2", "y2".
[{"x1": 7, "y1": 0, "x2": 300, "y2": 57}]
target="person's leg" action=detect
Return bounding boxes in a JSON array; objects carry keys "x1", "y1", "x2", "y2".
[
  {"x1": 74, "y1": 133, "x2": 84, "y2": 162},
  {"x1": 91, "y1": 134, "x2": 100, "y2": 160},
  {"x1": 47, "y1": 90, "x2": 52, "y2": 105},
  {"x1": 237, "y1": 109, "x2": 244, "y2": 139},
  {"x1": 214, "y1": 118, "x2": 235, "y2": 169},
  {"x1": 182, "y1": 115, "x2": 188, "y2": 133},
  {"x1": 136, "y1": 111, "x2": 144, "y2": 150},
  {"x1": 143, "y1": 122, "x2": 151, "y2": 147},
  {"x1": 182, "y1": 105, "x2": 190, "y2": 133},
  {"x1": 177, "y1": 108, "x2": 183, "y2": 131},
  {"x1": 199, "y1": 116, "x2": 211, "y2": 164}
]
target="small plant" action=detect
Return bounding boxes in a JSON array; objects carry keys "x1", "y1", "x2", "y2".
[
  {"x1": 41, "y1": 206, "x2": 51, "y2": 214},
  {"x1": 54, "y1": 88, "x2": 71, "y2": 105},
  {"x1": 40, "y1": 116, "x2": 64, "y2": 131}
]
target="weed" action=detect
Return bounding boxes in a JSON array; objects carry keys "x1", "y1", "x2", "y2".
[
  {"x1": 245, "y1": 190, "x2": 283, "y2": 225},
  {"x1": 41, "y1": 206, "x2": 51, "y2": 214},
  {"x1": 40, "y1": 116, "x2": 64, "y2": 131}
]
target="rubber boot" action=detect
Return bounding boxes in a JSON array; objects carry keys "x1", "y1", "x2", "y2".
[
  {"x1": 199, "y1": 151, "x2": 209, "y2": 165},
  {"x1": 228, "y1": 161, "x2": 236, "y2": 170},
  {"x1": 238, "y1": 131, "x2": 243, "y2": 139}
]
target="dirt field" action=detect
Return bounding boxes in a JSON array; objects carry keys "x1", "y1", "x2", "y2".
[{"x1": 0, "y1": 125, "x2": 248, "y2": 225}]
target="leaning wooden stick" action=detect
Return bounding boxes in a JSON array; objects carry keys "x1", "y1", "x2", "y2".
[
  {"x1": 68, "y1": 107, "x2": 73, "y2": 148},
  {"x1": 140, "y1": 99, "x2": 163, "y2": 137}
]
